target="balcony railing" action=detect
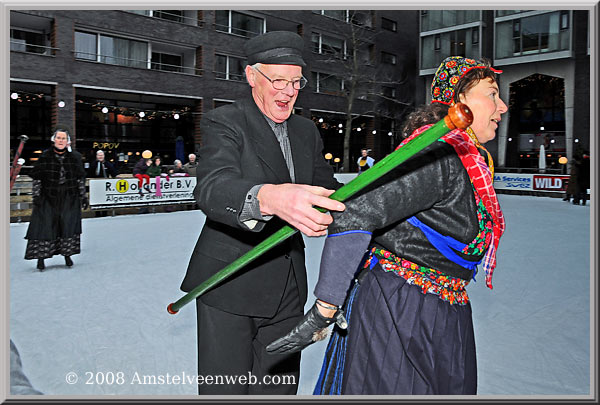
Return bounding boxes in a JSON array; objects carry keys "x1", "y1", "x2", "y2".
[
  {"x1": 125, "y1": 10, "x2": 204, "y2": 26},
  {"x1": 214, "y1": 23, "x2": 263, "y2": 38},
  {"x1": 10, "y1": 40, "x2": 59, "y2": 56},
  {"x1": 213, "y1": 70, "x2": 245, "y2": 82},
  {"x1": 73, "y1": 51, "x2": 201, "y2": 75}
]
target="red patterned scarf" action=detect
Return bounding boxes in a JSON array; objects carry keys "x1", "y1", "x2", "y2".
[{"x1": 397, "y1": 125, "x2": 505, "y2": 289}]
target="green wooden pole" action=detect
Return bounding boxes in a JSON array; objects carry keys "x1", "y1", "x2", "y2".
[{"x1": 168, "y1": 103, "x2": 472, "y2": 314}]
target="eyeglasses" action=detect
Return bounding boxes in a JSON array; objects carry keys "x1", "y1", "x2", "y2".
[{"x1": 253, "y1": 66, "x2": 307, "y2": 90}]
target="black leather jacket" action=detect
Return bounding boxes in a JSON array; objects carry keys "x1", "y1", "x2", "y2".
[{"x1": 328, "y1": 140, "x2": 481, "y2": 281}]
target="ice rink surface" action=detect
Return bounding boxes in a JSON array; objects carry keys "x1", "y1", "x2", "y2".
[{"x1": 9, "y1": 194, "x2": 592, "y2": 396}]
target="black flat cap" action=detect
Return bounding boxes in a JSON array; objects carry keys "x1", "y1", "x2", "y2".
[{"x1": 244, "y1": 31, "x2": 306, "y2": 67}]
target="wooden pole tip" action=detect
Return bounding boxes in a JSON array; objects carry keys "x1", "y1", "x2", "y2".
[
  {"x1": 167, "y1": 303, "x2": 178, "y2": 314},
  {"x1": 445, "y1": 102, "x2": 473, "y2": 130}
]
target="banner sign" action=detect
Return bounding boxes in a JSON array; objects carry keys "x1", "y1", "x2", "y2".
[
  {"x1": 493, "y1": 173, "x2": 532, "y2": 190},
  {"x1": 493, "y1": 173, "x2": 570, "y2": 192},
  {"x1": 531, "y1": 175, "x2": 570, "y2": 192},
  {"x1": 89, "y1": 176, "x2": 196, "y2": 208}
]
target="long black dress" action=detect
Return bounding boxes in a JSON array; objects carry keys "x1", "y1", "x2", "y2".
[{"x1": 24, "y1": 148, "x2": 86, "y2": 260}]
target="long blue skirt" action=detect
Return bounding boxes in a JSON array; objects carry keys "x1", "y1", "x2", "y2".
[{"x1": 314, "y1": 263, "x2": 477, "y2": 395}]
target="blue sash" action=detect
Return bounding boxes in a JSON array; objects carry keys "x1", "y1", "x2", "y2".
[{"x1": 406, "y1": 215, "x2": 480, "y2": 280}]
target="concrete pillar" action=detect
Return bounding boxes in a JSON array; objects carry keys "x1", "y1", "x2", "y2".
[{"x1": 497, "y1": 79, "x2": 510, "y2": 167}]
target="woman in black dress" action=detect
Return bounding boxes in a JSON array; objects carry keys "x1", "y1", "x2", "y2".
[{"x1": 24, "y1": 125, "x2": 87, "y2": 271}]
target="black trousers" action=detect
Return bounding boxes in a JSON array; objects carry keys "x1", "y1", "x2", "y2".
[{"x1": 195, "y1": 264, "x2": 303, "y2": 395}]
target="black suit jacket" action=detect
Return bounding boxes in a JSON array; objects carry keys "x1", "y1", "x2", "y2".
[
  {"x1": 181, "y1": 95, "x2": 340, "y2": 317},
  {"x1": 88, "y1": 159, "x2": 118, "y2": 178}
]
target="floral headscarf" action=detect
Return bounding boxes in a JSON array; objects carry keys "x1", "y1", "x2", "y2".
[{"x1": 431, "y1": 56, "x2": 502, "y2": 105}]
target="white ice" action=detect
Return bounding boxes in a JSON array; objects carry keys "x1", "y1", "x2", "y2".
[{"x1": 9, "y1": 194, "x2": 591, "y2": 396}]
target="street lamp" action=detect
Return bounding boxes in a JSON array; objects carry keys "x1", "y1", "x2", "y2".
[
  {"x1": 334, "y1": 157, "x2": 340, "y2": 172},
  {"x1": 558, "y1": 156, "x2": 568, "y2": 174}
]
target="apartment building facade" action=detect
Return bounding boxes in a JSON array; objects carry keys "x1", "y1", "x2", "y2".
[
  {"x1": 417, "y1": 9, "x2": 591, "y2": 170},
  {"x1": 10, "y1": 9, "x2": 419, "y2": 172}
]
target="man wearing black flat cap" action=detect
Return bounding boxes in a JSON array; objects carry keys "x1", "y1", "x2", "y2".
[{"x1": 180, "y1": 30, "x2": 345, "y2": 394}]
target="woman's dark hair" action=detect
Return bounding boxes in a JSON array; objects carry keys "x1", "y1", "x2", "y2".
[
  {"x1": 401, "y1": 58, "x2": 500, "y2": 139},
  {"x1": 400, "y1": 103, "x2": 449, "y2": 139}
]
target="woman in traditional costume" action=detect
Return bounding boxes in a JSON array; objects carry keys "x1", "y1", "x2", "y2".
[
  {"x1": 267, "y1": 56, "x2": 508, "y2": 395},
  {"x1": 25, "y1": 125, "x2": 87, "y2": 271}
]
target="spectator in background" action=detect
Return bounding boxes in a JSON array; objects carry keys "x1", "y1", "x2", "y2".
[
  {"x1": 146, "y1": 156, "x2": 163, "y2": 177},
  {"x1": 573, "y1": 152, "x2": 590, "y2": 206},
  {"x1": 356, "y1": 148, "x2": 375, "y2": 173},
  {"x1": 169, "y1": 159, "x2": 187, "y2": 175},
  {"x1": 88, "y1": 150, "x2": 118, "y2": 217},
  {"x1": 133, "y1": 150, "x2": 152, "y2": 193},
  {"x1": 565, "y1": 151, "x2": 582, "y2": 203},
  {"x1": 147, "y1": 156, "x2": 169, "y2": 197},
  {"x1": 88, "y1": 150, "x2": 118, "y2": 179},
  {"x1": 184, "y1": 153, "x2": 198, "y2": 177}
]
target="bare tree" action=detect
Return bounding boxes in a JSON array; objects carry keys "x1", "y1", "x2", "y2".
[{"x1": 312, "y1": 10, "x2": 414, "y2": 172}]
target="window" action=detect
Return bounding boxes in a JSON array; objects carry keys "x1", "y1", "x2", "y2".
[
  {"x1": 215, "y1": 10, "x2": 264, "y2": 38},
  {"x1": 99, "y1": 35, "x2": 147, "y2": 68},
  {"x1": 495, "y1": 10, "x2": 528, "y2": 17},
  {"x1": 311, "y1": 32, "x2": 346, "y2": 57},
  {"x1": 382, "y1": 86, "x2": 396, "y2": 99},
  {"x1": 154, "y1": 10, "x2": 183, "y2": 23},
  {"x1": 351, "y1": 44, "x2": 374, "y2": 65},
  {"x1": 381, "y1": 17, "x2": 397, "y2": 32},
  {"x1": 75, "y1": 31, "x2": 147, "y2": 68},
  {"x1": 450, "y1": 29, "x2": 467, "y2": 56},
  {"x1": 313, "y1": 10, "x2": 348, "y2": 22},
  {"x1": 311, "y1": 72, "x2": 344, "y2": 95},
  {"x1": 75, "y1": 94, "x2": 196, "y2": 167},
  {"x1": 151, "y1": 52, "x2": 183, "y2": 72},
  {"x1": 512, "y1": 20, "x2": 521, "y2": 54},
  {"x1": 10, "y1": 28, "x2": 48, "y2": 55},
  {"x1": 434, "y1": 34, "x2": 441, "y2": 50},
  {"x1": 560, "y1": 11, "x2": 569, "y2": 30},
  {"x1": 75, "y1": 30, "x2": 196, "y2": 73},
  {"x1": 128, "y1": 10, "x2": 151, "y2": 16},
  {"x1": 381, "y1": 51, "x2": 397, "y2": 65},
  {"x1": 495, "y1": 11, "x2": 570, "y2": 59},
  {"x1": 421, "y1": 10, "x2": 480, "y2": 31},
  {"x1": 420, "y1": 28, "x2": 480, "y2": 70},
  {"x1": 350, "y1": 11, "x2": 374, "y2": 28},
  {"x1": 215, "y1": 54, "x2": 246, "y2": 81},
  {"x1": 74, "y1": 31, "x2": 97, "y2": 61},
  {"x1": 472, "y1": 27, "x2": 479, "y2": 44},
  {"x1": 126, "y1": 10, "x2": 199, "y2": 25}
]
